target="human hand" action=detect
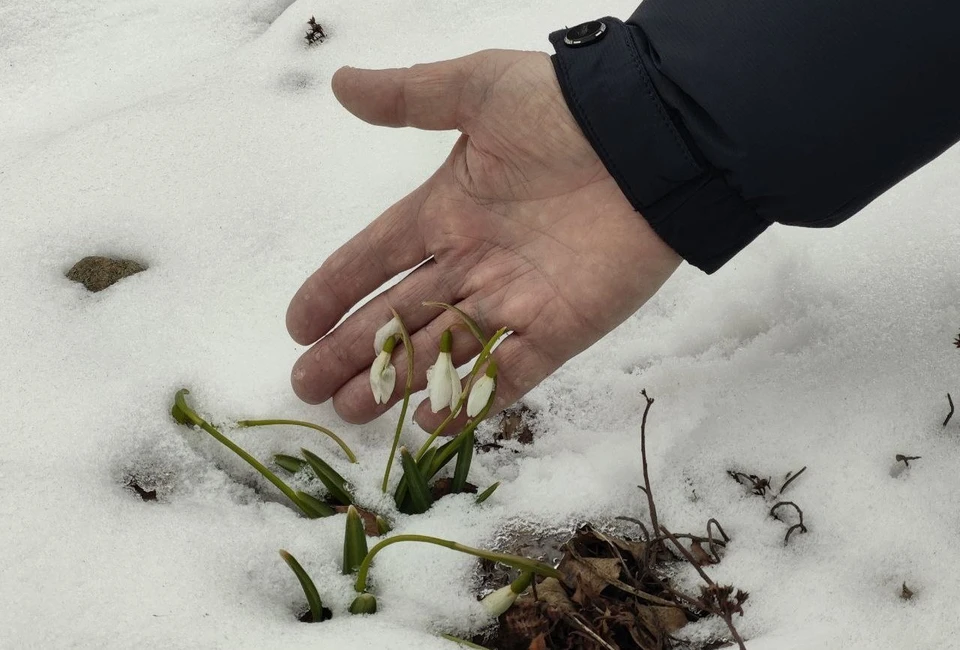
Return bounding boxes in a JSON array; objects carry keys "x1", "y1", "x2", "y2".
[{"x1": 287, "y1": 49, "x2": 681, "y2": 430}]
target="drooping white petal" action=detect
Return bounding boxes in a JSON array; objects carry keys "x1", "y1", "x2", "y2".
[
  {"x1": 427, "y1": 351, "x2": 461, "y2": 414},
  {"x1": 480, "y1": 572, "x2": 531, "y2": 617},
  {"x1": 373, "y1": 317, "x2": 402, "y2": 355},
  {"x1": 369, "y1": 350, "x2": 396, "y2": 404},
  {"x1": 479, "y1": 584, "x2": 519, "y2": 617},
  {"x1": 447, "y1": 364, "x2": 463, "y2": 414},
  {"x1": 466, "y1": 374, "x2": 495, "y2": 417}
]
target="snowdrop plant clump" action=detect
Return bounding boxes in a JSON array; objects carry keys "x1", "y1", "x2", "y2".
[{"x1": 169, "y1": 303, "x2": 543, "y2": 637}]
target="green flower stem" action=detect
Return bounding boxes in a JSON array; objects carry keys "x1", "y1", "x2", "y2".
[
  {"x1": 354, "y1": 534, "x2": 561, "y2": 594},
  {"x1": 173, "y1": 390, "x2": 312, "y2": 517},
  {"x1": 422, "y1": 302, "x2": 487, "y2": 344},
  {"x1": 427, "y1": 388, "x2": 495, "y2": 479},
  {"x1": 415, "y1": 327, "x2": 507, "y2": 461},
  {"x1": 236, "y1": 419, "x2": 357, "y2": 464},
  {"x1": 381, "y1": 309, "x2": 414, "y2": 493}
]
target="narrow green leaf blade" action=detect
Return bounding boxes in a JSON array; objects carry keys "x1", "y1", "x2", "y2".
[
  {"x1": 342, "y1": 505, "x2": 369, "y2": 575},
  {"x1": 451, "y1": 429, "x2": 474, "y2": 493},
  {"x1": 295, "y1": 491, "x2": 335, "y2": 518},
  {"x1": 475, "y1": 482, "x2": 500, "y2": 504},
  {"x1": 399, "y1": 447, "x2": 433, "y2": 515},
  {"x1": 301, "y1": 448, "x2": 354, "y2": 506},
  {"x1": 279, "y1": 550, "x2": 324, "y2": 623},
  {"x1": 275, "y1": 454, "x2": 307, "y2": 474}
]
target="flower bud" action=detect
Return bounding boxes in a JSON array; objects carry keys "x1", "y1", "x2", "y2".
[
  {"x1": 426, "y1": 330, "x2": 462, "y2": 414},
  {"x1": 480, "y1": 571, "x2": 533, "y2": 617},
  {"x1": 369, "y1": 337, "x2": 397, "y2": 404},
  {"x1": 466, "y1": 360, "x2": 497, "y2": 418},
  {"x1": 348, "y1": 592, "x2": 378, "y2": 615}
]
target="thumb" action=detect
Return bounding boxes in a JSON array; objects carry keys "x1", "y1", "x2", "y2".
[{"x1": 331, "y1": 54, "x2": 483, "y2": 130}]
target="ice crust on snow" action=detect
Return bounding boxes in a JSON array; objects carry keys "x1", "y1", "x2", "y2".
[{"x1": 2, "y1": 0, "x2": 960, "y2": 648}]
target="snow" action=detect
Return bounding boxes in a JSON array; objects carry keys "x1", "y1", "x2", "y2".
[{"x1": 2, "y1": 0, "x2": 959, "y2": 648}]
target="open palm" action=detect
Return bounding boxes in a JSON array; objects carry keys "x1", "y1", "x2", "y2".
[{"x1": 287, "y1": 50, "x2": 680, "y2": 429}]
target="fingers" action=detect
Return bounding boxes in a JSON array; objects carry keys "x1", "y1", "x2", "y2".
[
  {"x1": 286, "y1": 184, "x2": 429, "y2": 346},
  {"x1": 329, "y1": 303, "x2": 489, "y2": 423},
  {"x1": 331, "y1": 54, "x2": 483, "y2": 130},
  {"x1": 291, "y1": 259, "x2": 458, "y2": 404}
]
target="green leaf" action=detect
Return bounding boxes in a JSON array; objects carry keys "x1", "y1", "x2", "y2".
[
  {"x1": 279, "y1": 550, "x2": 325, "y2": 623},
  {"x1": 275, "y1": 454, "x2": 307, "y2": 474},
  {"x1": 295, "y1": 491, "x2": 335, "y2": 518},
  {"x1": 342, "y1": 506, "x2": 369, "y2": 575},
  {"x1": 451, "y1": 429, "x2": 474, "y2": 493},
  {"x1": 399, "y1": 447, "x2": 433, "y2": 515},
  {"x1": 475, "y1": 482, "x2": 500, "y2": 504},
  {"x1": 394, "y1": 446, "x2": 438, "y2": 509},
  {"x1": 427, "y1": 430, "x2": 472, "y2": 480},
  {"x1": 301, "y1": 448, "x2": 354, "y2": 506}
]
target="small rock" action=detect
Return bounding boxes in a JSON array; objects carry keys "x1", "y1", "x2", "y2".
[{"x1": 66, "y1": 256, "x2": 146, "y2": 292}]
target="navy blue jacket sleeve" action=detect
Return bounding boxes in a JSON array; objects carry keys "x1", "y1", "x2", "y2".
[{"x1": 550, "y1": 2, "x2": 960, "y2": 272}]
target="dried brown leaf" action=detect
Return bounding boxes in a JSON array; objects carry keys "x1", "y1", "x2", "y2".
[
  {"x1": 532, "y1": 577, "x2": 576, "y2": 614},
  {"x1": 528, "y1": 634, "x2": 548, "y2": 650},
  {"x1": 496, "y1": 404, "x2": 536, "y2": 444},
  {"x1": 430, "y1": 476, "x2": 478, "y2": 500},
  {"x1": 639, "y1": 605, "x2": 688, "y2": 633},
  {"x1": 332, "y1": 505, "x2": 379, "y2": 536},
  {"x1": 690, "y1": 540, "x2": 717, "y2": 566},
  {"x1": 560, "y1": 556, "x2": 621, "y2": 604}
]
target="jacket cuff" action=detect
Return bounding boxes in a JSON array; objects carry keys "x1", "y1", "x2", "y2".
[{"x1": 549, "y1": 18, "x2": 770, "y2": 273}]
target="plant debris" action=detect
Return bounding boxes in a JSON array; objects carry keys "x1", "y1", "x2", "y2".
[
  {"x1": 728, "y1": 465, "x2": 809, "y2": 545},
  {"x1": 431, "y1": 476, "x2": 478, "y2": 501},
  {"x1": 305, "y1": 17, "x2": 326, "y2": 45},
  {"x1": 900, "y1": 582, "x2": 914, "y2": 601},
  {"x1": 479, "y1": 404, "x2": 537, "y2": 452},
  {"x1": 66, "y1": 256, "x2": 146, "y2": 292},
  {"x1": 125, "y1": 477, "x2": 158, "y2": 502},
  {"x1": 945, "y1": 393, "x2": 954, "y2": 427},
  {"x1": 332, "y1": 505, "x2": 381, "y2": 537},
  {"x1": 480, "y1": 391, "x2": 747, "y2": 650},
  {"x1": 894, "y1": 454, "x2": 921, "y2": 468}
]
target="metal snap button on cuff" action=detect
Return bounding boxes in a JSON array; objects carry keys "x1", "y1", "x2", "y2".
[{"x1": 563, "y1": 20, "x2": 607, "y2": 47}]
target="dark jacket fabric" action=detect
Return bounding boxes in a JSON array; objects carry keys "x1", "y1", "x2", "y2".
[{"x1": 550, "y1": 3, "x2": 960, "y2": 272}]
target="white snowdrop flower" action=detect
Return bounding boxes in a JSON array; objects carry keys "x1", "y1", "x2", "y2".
[
  {"x1": 373, "y1": 316, "x2": 402, "y2": 355},
  {"x1": 466, "y1": 360, "x2": 497, "y2": 418},
  {"x1": 426, "y1": 330, "x2": 461, "y2": 414},
  {"x1": 370, "y1": 337, "x2": 397, "y2": 404},
  {"x1": 480, "y1": 571, "x2": 532, "y2": 617}
]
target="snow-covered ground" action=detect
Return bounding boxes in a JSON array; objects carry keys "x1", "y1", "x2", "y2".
[{"x1": 3, "y1": 1, "x2": 959, "y2": 648}]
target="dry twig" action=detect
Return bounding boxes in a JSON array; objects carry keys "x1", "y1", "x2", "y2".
[
  {"x1": 639, "y1": 390, "x2": 659, "y2": 537},
  {"x1": 895, "y1": 454, "x2": 921, "y2": 468}
]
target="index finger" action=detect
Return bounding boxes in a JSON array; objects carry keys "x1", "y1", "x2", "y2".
[{"x1": 286, "y1": 185, "x2": 429, "y2": 345}]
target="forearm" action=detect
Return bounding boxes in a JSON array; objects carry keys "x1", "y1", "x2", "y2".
[{"x1": 551, "y1": 2, "x2": 960, "y2": 272}]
